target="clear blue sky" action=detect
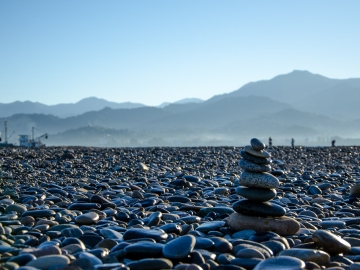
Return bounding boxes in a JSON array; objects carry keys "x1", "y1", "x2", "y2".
[{"x1": 1, "y1": 1, "x2": 359, "y2": 106}]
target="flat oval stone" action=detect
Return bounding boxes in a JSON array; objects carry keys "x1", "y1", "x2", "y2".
[
  {"x1": 239, "y1": 171, "x2": 279, "y2": 189},
  {"x1": 78, "y1": 235, "x2": 104, "y2": 248},
  {"x1": 128, "y1": 258, "x2": 173, "y2": 270},
  {"x1": 5, "y1": 204, "x2": 27, "y2": 214},
  {"x1": 309, "y1": 185, "x2": 322, "y2": 195},
  {"x1": 50, "y1": 224, "x2": 80, "y2": 231},
  {"x1": 75, "y1": 212, "x2": 99, "y2": 225},
  {"x1": 350, "y1": 184, "x2": 360, "y2": 196},
  {"x1": 168, "y1": 196, "x2": 191, "y2": 203},
  {"x1": 251, "y1": 138, "x2": 265, "y2": 151},
  {"x1": 236, "y1": 187, "x2": 276, "y2": 202},
  {"x1": 209, "y1": 237, "x2": 232, "y2": 253},
  {"x1": 228, "y1": 213, "x2": 300, "y2": 236},
  {"x1": 61, "y1": 227, "x2": 84, "y2": 238},
  {"x1": 123, "y1": 228, "x2": 168, "y2": 242},
  {"x1": 231, "y1": 257, "x2": 263, "y2": 269},
  {"x1": 232, "y1": 199, "x2": 286, "y2": 217},
  {"x1": 163, "y1": 235, "x2": 196, "y2": 259},
  {"x1": 177, "y1": 216, "x2": 201, "y2": 224},
  {"x1": 236, "y1": 247, "x2": 265, "y2": 259},
  {"x1": 99, "y1": 228, "x2": 123, "y2": 240},
  {"x1": 244, "y1": 145, "x2": 270, "y2": 158},
  {"x1": 198, "y1": 207, "x2": 234, "y2": 217},
  {"x1": 253, "y1": 256, "x2": 305, "y2": 270},
  {"x1": 239, "y1": 159, "x2": 271, "y2": 173},
  {"x1": 194, "y1": 237, "x2": 214, "y2": 249},
  {"x1": 320, "y1": 220, "x2": 346, "y2": 229},
  {"x1": 196, "y1": 221, "x2": 225, "y2": 233},
  {"x1": 26, "y1": 255, "x2": 70, "y2": 270},
  {"x1": 312, "y1": 229, "x2": 351, "y2": 255},
  {"x1": 146, "y1": 211, "x2": 162, "y2": 226},
  {"x1": 279, "y1": 248, "x2": 330, "y2": 265},
  {"x1": 8, "y1": 253, "x2": 36, "y2": 266},
  {"x1": 68, "y1": 203, "x2": 101, "y2": 210},
  {"x1": 240, "y1": 150, "x2": 271, "y2": 164},
  {"x1": 183, "y1": 175, "x2": 201, "y2": 183},
  {"x1": 125, "y1": 241, "x2": 164, "y2": 258},
  {"x1": 22, "y1": 210, "x2": 56, "y2": 217},
  {"x1": 79, "y1": 251, "x2": 102, "y2": 265},
  {"x1": 262, "y1": 240, "x2": 286, "y2": 255},
  {"x1": 20, "y1": 246, "x2": 62, "y2": 257}
]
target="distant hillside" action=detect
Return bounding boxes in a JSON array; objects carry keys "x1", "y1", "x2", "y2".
[
  {"x1": 0, "y1": 97, "x2": 145, "y2": 118},
  {"x1": 296, "y1": 82, "x2": 360, "y2": 119},
  {"x1": 3, "y1": 70, "x2": 360, "y2": 147},
  {"x1": 205, "y1": 70, "x2": 360, "y2": 120},
  {"x1": 174, "y1": 98, "x2": 203, "y2": 104},
  {"x1": 158, "y1": 97, "x2": 204, "y2": 108}
]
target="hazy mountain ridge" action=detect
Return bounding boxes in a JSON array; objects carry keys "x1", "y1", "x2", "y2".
[
  {"x1": 0, "y1": 97, "x2": 146, "y2": 118},
  {"x1": 0, "y1": 97, "x2": 205, "y2": 118},
  {"x1": 204, "y1": 70, "x2": 360, "y2": 120},
  {"x1": 2, "y1": 70, "x2": 360, "y2": 146}
]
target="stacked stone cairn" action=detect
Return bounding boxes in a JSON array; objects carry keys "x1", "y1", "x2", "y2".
[{"x1": 227, "y1": 138, "x2": 300, "y2": 236}]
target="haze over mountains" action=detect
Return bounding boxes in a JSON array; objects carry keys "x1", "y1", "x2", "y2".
[{"x1": 2, "y1": 70, "x2": 360, "y2": 147}]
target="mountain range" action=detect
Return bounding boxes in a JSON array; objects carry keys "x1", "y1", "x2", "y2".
[{"x1": 1, "y1": 70, "x2": 360, "y2": 147}]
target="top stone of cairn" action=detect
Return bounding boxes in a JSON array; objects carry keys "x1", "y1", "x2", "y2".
[{"x1": 250, "y1": 138, "x2": 265, "y2": 151}]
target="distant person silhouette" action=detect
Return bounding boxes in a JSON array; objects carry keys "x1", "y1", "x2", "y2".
[
  {"x1": 269, "y1": 137, "x2": 272, "y2": 147},
  {"x1": 291, "y1": 138, "x2": 295, "y2": 148},
  {"x1": 332, "y1": 140, "x2": 336, "y2": 147}
]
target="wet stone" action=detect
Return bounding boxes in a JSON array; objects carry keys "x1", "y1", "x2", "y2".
[
  {"x1": 253, "y1": 256, "x2": 306, "y2": 270},
  {"x1": 244, "y1": 145, "x2": 271, "y2": 158},
  {"x1": 250, "y1": 138, "x2": 266, "y2": 151},
  {"x1": 228, "y1": 213, "x2": 300, "y2": 236},
  {"x1": 123, "y1": 228, "x2": 168, "y2": 241},
  {"x1": 279, "y1": 248, "x2": 330, "y2": 266},
  {"x1": 312, "y1": 230, "x2": 351, "y2": 255},
  {"x1": 124, "y1": 241, "x2": 164, "y2": 258},
  {"x1": 78, "y1": 235, "x2": 104, "y2": 248},
  {"x1": 126, "y1": 258, "x2": 173, "y2": 270},
  {"x1": 198, "y1": 207, "x2": 234, "y2": 217},
  {"x1": 75, "y1": 212, "x2": 99, "y2": 225},
  {"x1": 22, "y1": 210, "x2": 56, "y2": 218},
  {"x1": 5, "y1": 204, "x2": 27, "y2": 214},
  {"x1": 240, "y1": 150, "x2": 271, "y2": 165},
  {"x1": 235, "y1": 186, "x2": 276, "y2": 202},
  {"x1": 239, "y1": 171, "x2": 279, "y2": 189},
  {"x1": 232, "y1": 199, "x2": 286, "y2": 217},
  {"x1": 163, "y1": 235, "x2": 196, "y2": 259},
  {"x1": 26, "y1": 255, "x2": 70, "y2": 270},
  {"x1": 196, "y1": 221, "x2": 226, "y2": 233}
]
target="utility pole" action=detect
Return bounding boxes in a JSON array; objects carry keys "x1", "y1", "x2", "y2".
[{"x1": 5, "y1": 119, "x2": 8, "y2": 144}]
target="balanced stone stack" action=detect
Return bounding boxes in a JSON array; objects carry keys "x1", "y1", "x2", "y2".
[{"x1": 227, "y1": 138, "x2": 300, "y2": 236}]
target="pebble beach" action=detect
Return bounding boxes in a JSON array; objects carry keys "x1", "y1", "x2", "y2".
[{"x1": 1, "y1": 141, "x2": 360, "y2": 270}]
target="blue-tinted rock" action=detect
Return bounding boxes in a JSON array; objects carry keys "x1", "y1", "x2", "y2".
[
  {"x1": 250, "y1": 138, "x2": 265, "y2": 151},
  {"x1": 163, "y1": 235, "x2": 196, "y2": 259},
  {"x1": 240, "y1": 150, "x2": 271, "y2": 165},
  {"x1": 239, "y1": 171, "x2": 279, "y2": 189},
  {"x1": 239, "y1": 159, "x2": 271, "y2": 173},
  {"x1": 126, "y1": 258, "x2": 173, "y2": 270},
  {"x1": 253, "y1": 256, "x2": 305, "y2": 270},
  {"x1": 125, "y1": 241, "x2": 164, "y2": 258},
  {"x1": 235, "y1": 186, "x2": 276, "y2": 202},
  {"x1": 232, "y1": 199, "x2": 286, "y2": 217},
  {"x1": 196, "y1": 221, "x2": 226, "y2": 233},
  {"x1": 123, "y1": 228, "x2": 168, "y2": 242}
]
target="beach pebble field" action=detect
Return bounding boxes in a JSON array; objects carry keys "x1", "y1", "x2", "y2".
[{"x1": 1, "y1": 139, "x2": 360, "y2": 270}]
